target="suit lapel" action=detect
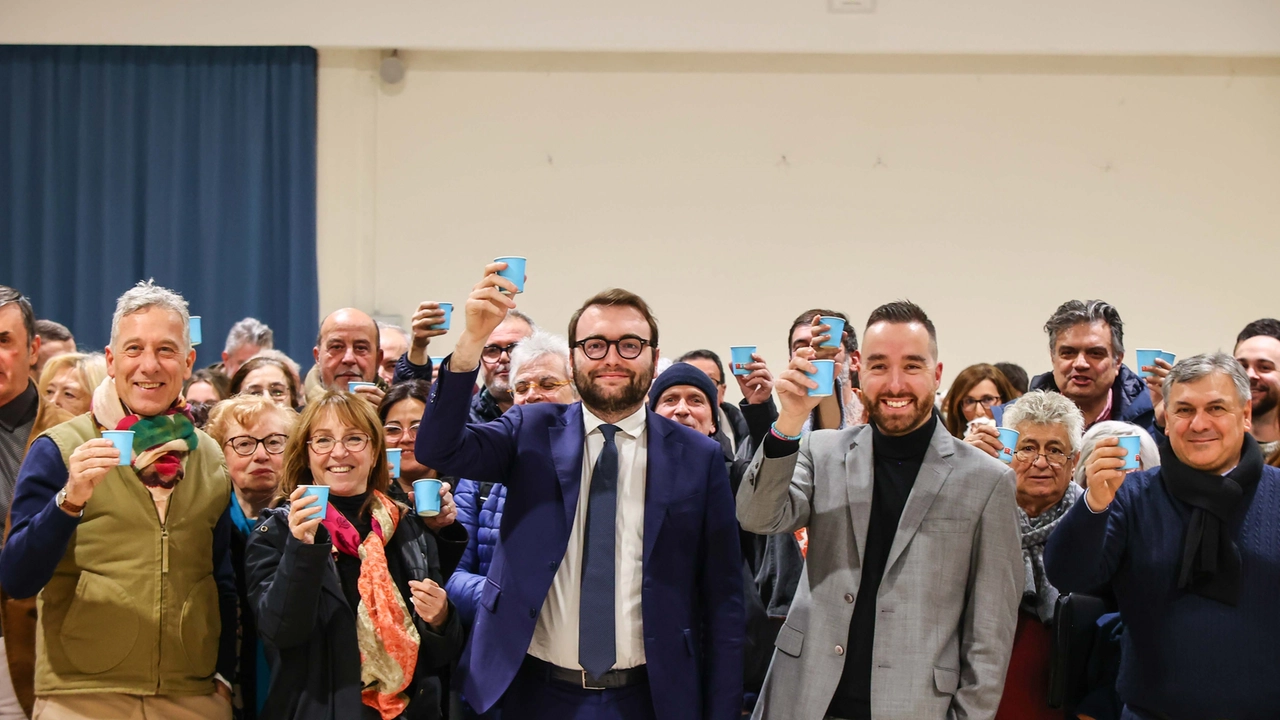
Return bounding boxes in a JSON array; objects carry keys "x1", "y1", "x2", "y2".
[
  {"x1": 548, "y1": 403, "x2": 586, "y2": 535},
  {"x1": 883, "y1": 422, "x2": 956, "y2": 575},
  {"x1": 642, "y1": 411, "x2": 680, "y2": 568},
  {"x1": 843, "y1": 426, "x2": 873, "y2": 569}
]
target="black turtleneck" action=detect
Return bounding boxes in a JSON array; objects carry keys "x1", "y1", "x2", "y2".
[
  {"x1": 828, "y1": 411, "x2": 938, "y2": 720},
  {"x1": 327, "y1": 490, "x2": 373, "y2": 612}
]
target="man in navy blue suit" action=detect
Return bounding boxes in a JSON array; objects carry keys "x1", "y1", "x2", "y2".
[{"x1": 416, "y1": 262, "x2": 744, "y2": 720}]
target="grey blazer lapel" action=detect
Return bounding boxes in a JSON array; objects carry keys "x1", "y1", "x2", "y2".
[
  {"x1": 843, "y1": 426, "x2": 874, "y2": 569},
  {"x1": 883, "y1": 421, "x2": 956, "y2": 574}
]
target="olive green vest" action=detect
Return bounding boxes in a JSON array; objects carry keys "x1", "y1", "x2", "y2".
[{"x1": 35, "y1": 414, "x2": 231, "y2": 696}]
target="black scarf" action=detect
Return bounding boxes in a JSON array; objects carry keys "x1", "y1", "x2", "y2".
[{"x1": 1158, "y1": 433, "x2": 1264, "y2": 606}]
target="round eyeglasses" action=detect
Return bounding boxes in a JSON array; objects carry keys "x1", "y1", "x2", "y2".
[
  {"x1": 225, "y1": 434, "x2": 288, "y2": 457},
  {"x1": 573, "y1": 337, "x2": 650, "y2": 361}
]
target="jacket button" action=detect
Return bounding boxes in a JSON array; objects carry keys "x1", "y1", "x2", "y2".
[
  {"x1": 548, "y1": 561, "x2": 556, "y2": 570},
  {"x1": 835, "y1": 645, "x2": 845, "y2": 656},
  {"x1": 844, "y1": 593, "x2": 854, "y2": 603},
  {"x1": 529, "y1": 608, "x2": 537, "y2": 618}
]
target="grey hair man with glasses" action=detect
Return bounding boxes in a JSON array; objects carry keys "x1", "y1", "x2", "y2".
[{"x1": 471, "y1": 310, "x2": 536, "y2": 423}]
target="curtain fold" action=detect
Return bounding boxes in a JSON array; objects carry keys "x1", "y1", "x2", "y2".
[{"x1": 0, "y1": 45, "x2": 318, "y2": 368}]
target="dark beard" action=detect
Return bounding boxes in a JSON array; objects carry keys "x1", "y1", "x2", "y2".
[
  {"x1": 1255, "y1": 387, "x2": 1279, "y2": 417},
  {"x1": 575, "y1": 365, "x2": 654, "y2": 417},
  {"x1": 866, "y1": 393, "x2": 934, "y2": 436}
]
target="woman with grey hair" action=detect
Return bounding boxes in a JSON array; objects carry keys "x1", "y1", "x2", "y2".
[
  {"x1": 1074, "y1": 421, "x2": 1160, "y2": 487},
  {"x1": 995, "y1": 389, "x2": 1086, "y2": 719}
]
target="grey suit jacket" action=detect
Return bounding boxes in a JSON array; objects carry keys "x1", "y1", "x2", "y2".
[{"x1": 737, "y1": 421, "x2": 1021, "y2": 720}]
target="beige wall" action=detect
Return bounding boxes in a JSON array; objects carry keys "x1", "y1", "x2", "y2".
[
  {"x1": 5, "y1": 0, "x2": 1280, "y2": 55},
  {"x1": 317, "y1": 50, "x2": 1280, "y2": 398}
]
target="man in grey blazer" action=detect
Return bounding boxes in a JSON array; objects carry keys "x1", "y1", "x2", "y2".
[{"x1": 738, "y1": 301, "x2": 1021, "y2": 720}]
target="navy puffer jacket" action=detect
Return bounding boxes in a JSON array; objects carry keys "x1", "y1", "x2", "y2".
[{"x1": 444, "y1": 479, "x2": 506, "y2": 627}]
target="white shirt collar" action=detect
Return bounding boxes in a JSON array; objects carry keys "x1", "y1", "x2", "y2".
[{"x1": 582, "y1": 403, "x2": 647, "y2": 439}]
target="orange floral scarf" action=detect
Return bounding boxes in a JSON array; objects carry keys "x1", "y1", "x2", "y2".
[{"x1": 323, "y1": 491, "x2": 421, "y2": 719}]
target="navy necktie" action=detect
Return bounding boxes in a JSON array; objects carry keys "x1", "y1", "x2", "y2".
[{"x1": 579, "y1": 423, "x2": 619, "y2": 679}]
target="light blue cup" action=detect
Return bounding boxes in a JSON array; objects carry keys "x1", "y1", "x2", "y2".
[
  {"x1": 189, "y1": 316, "x2": 202, "y2": 346},
  {"x1": 805, "y1": 359, "x2": 835, "y2": 397},
  {"x1": 729, "y1": 346, "x2": 757, "y2": 377},
  {"x1": 348, "y1": 381, "x2": 376, "y2": 393},
  {"x1": 430, "y1": 356, "x2": 445, "y2": 369},
  {"x1": 101, "y1": 430, "x2": 134, "y2": 466},
  {"x1": 300, "y1": 485, "x2": 330, "y2": 520},
  {"x1": 996, "y1": 427, "x2": 1020, "y2": 464},
  {"x1": 1117, "y1": 435, "x2": 1142, "y2": 471},
  {"x1": 1136, "y1": 349, "x2": 1178, "y2": 378},
  {"x1": 387, "y1": 448, "x2": 402, "y2": 479},
  {"x1": 495, "y1": 256, "x2": 526, "y2": 294},
  {"x1": 431, "y1": 303, "x2": 453, "y2": 330},
  {"x1": 818, "y1": 316, "x2": 845, "y2": 349},
  {"x1": 413, "y1": 479, "x2": 443, "y2": 517}
]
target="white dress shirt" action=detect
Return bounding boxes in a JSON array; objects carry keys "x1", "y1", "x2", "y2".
[{"x1": 528, "y1": 404, "x2": 648, "y2": 670}]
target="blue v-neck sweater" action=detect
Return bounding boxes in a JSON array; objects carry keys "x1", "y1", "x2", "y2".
[{"x1": 1044, "y1": 465, "x2": 1280, "y2": 720}]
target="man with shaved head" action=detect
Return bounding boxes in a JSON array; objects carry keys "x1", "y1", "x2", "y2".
[{"x1": 312, "y1": 308, "x2": 384, "y2": 407}]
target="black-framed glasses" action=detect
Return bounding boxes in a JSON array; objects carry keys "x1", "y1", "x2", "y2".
[
  {"x1": 1012, "y1": 448, "x2": 1070, "y2": 467},
  {"x1": 573, "y1": 336, "x2": 650, "y2": 360},
  {"x1": 307, "y1": 432, "x2": 370, "y2": 454},
  {"x1": 513, "y1": 378, "x2": 573, "y2": 396},
  {"x1": 383, "y1": 422, "x2": 420, "y2": 442},
  {"x1": 225, "y1": 434, "x2": 288, "y2": 457},
  {"x1": 961, "y1": 395, "x2": 1001, "y2": 410},
  {"x1": 482, "y1": 342, "x2": 519, "y2": 362}
]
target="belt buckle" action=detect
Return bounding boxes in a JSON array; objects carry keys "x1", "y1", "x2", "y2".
[{"x1": 581, "y1": 670, "x2": 608, "y2": 690}]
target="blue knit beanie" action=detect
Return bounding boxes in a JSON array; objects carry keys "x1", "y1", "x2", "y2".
[{"x1": 647, "y1": 362, "x2": 719, "y2": 434}]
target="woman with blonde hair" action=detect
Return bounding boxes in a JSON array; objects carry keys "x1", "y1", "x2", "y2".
[
  {"x1": 37, "y1": 352, "x2": 107, "y2": 416},
  {"x1": 245, "y1": 391, "x2": 462, "y2": 720},
  {"x1": 207, "y1": 395, "x2": 298, "y2": 719}
]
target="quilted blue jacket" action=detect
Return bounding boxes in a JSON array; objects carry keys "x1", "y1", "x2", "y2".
[{"x1": 444, "y1": 478, "x2": 506, "y2": 626}]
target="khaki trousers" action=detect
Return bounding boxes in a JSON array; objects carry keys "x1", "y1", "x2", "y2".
[{"x1": 32, "y1": 693, "x2": 230, "y2": 720}]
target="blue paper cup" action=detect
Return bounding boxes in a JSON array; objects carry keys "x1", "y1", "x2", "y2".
[
  {"x1": 495, "y1": 256, "x2": 526, "y2": 294},
  {"x1": 818, "y1": 316, "x2": 845, "y2": 349},
  {"x1": 387, "y1": 448, "x2": 402, "y2": 479},
  {"x1": 805, "y1": 359, "x2": 835, "y2": 397},
  {"x1": 1136, "y1": 349, "x2": 1161, "y2": 378},
  {"x1": 413, "y1": 479, "x2": 443, "y2": 517},
  {"x1": 1159, "y1": 351, "x2": 1177, "y2": 367},
  {"x1": 430, "y1": 356, "x2": 445, "y2": 370},
  {"x1": 996, "y1": 427, "x2": 1020, "y2": 464},
  {"x1": 348, "y1": 381, "x2": 376, "y2": 393},
  {"x1": 189, "y1": 316, "x2": 202, "y2": 346},
  {"x1": 101, "y1": 430, "x2": 135, "y2": 466},
  {"x1": 431, "y1": 303, "x2": 453, "y2": 330},
  {"x1": 300, "y1": 485, "x2": 330, "y2": 520},
  {"x1": 729, "y1": 346, "x2": 757, "y2": 377},
  {"x1": 1117, "y1": 435, "x2": 1142, "y2": 471}
]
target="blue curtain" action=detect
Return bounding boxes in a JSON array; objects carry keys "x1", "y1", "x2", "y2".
[{"x1": 0, "y1": 45, "x2": 318, "y2": 369}]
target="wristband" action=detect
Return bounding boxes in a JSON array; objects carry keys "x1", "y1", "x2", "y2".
[{"x1": 769, "y1": 422, "x2": 802, "y2": 442}]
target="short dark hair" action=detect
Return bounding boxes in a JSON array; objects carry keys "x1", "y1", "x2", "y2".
[
  {"x1": 994, "y1": 362, "x2": 1030, "y2": 394},
  {"x1": 567, "y1": 289, "x2": 659, "y2": 348},
  {"x1": 379, "y1": 380, "x2": 433, "y2": 422},
  {"x1": 35, "y1": 319, "x2": 73, "y2": 343},
  {"x1": 184, "y1": 368, "x2": 230, "y2": 401},
  {"x1": 865, "y1": 300, "x2": 937, "y2": 353},
  {"x1": 788, "y1": 308, "x2": 858, "y2": 355},
  {"x1": 1236, "y1": 318, "x2": 1280, "y2": 348},
  {"x1": 676, "y1": 349, "x2": 726, "y2": 386},
  {"x1": 0, "y1": 286, "x2": 37, "y2": 346},
  {"x1": 1044, "y1": 300, "x2": 1124, "y2": 356}
]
